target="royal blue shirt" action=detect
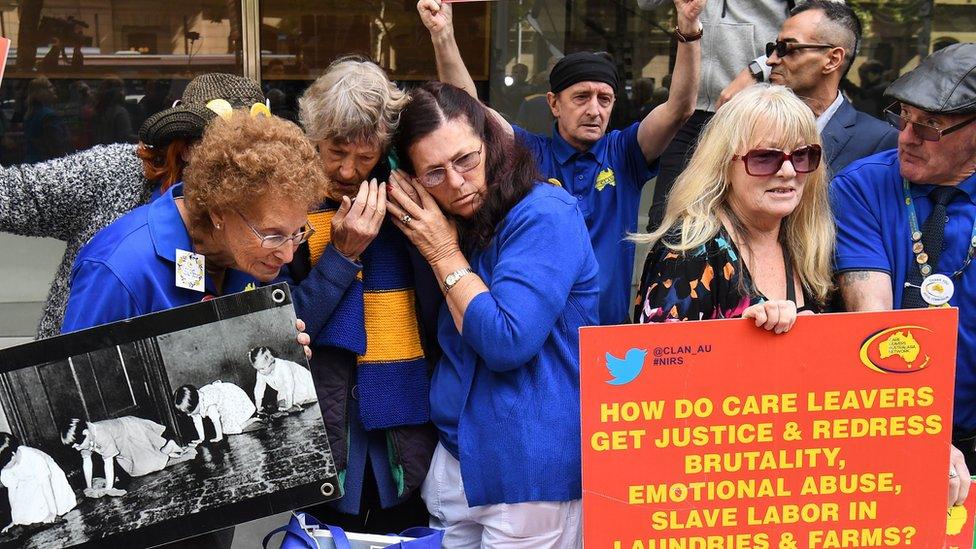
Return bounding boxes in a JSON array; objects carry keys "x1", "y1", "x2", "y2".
[
  {"x1": 514, "y1": 122, "x2": 657, "y2": 325},
  {"x1": 62, "y1": 183, "x2": 255, "y2": 333},
  {"x1": 430, "y1": 183, "x2": 599, "y2": 506},
  {"x1": 831, "y1": 149, "x2": 976, "y2": 430}
]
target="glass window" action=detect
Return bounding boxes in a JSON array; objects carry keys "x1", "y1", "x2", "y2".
[
  {"x1": 258, "y1": 0, "x2": 491, "y2": 122},
  {"x1": 0, "y1": 0, "x2": 244, "y2": 165}
]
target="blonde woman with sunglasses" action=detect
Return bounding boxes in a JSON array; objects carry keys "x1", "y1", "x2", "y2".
[{"x1": 633, "y1": 84, "x2": 834, "y2": 333}]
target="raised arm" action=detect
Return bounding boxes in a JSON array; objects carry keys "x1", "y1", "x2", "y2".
[
  {"x1": 418, "y1": 0, "x2": 477, "y2": 98},
  {"x1": 418, "y1": 0, "x2": 514, "y2": 137},
  {"x1": 0, "y1": 143, "x2": 146, "y2": 240},
  {"x1": 637, "y1": 0, "x2": 703, "y2": 163}
]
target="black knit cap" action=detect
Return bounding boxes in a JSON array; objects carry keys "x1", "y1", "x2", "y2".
[
  {"x1": 549, "y1": 51, "x2": 619, "y2": 94},
  {"x1": 885, "y1": 43, "x2": 976, "y2": 115},
  {"x1": 138, "y1": 73, "x2": 266, "y2": 147}
]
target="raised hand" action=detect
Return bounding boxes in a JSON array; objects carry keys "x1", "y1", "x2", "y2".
[
  {"x1": 673, "y1": 0, "x2": 705, "y2": 32},
  {"x1": 417, "y1": 0, "x2": 454, "y2": 37}
]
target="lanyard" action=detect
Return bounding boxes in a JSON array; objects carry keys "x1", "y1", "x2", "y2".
[{"x1": 902, "y1": 178, "x2": 976, "y2": 279}]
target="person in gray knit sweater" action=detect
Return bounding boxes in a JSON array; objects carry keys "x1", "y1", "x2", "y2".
[
  {"x1": 0, "y1": 143, "x2": 151, "y2": 338},
  {"x1": 0, "y1": 73, "x2": 267, "y2": 340}
]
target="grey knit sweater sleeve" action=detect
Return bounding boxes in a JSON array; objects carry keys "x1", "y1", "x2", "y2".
[{"x1": 0, "y1": 143, "x2": 154, "y2": 338}]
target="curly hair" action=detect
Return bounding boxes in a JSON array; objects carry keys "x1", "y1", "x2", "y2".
[
  {"x1": 182, "y1": 112, "x2": 329, "y2": 230},
  {"x1": 393, "y1": 82, "x2": 539, "y2": 250},
  {"x1": 298, "y1": 55, "x2": 408, "y2": 148}
]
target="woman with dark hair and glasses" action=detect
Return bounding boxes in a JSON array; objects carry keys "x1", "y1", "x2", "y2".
[
  {"x1": 633, "y1": 84, "x2": 835, "y2": 331},
  {"x1": 384, "y1": 81, "x2": 598, "y2": 547}
]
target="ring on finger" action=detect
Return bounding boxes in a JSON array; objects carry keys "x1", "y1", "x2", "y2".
[
  {"x1": 950, "y1": 467, "x2": 959, "y2": 479},
  {"x1": 401, "y1": 214, "x2": 413, "y2": 225}
]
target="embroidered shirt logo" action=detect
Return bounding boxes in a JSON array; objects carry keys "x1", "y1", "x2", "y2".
[
  {"x1": 548, "y1": 177, "x2": 563, "y2": 188},
  {"x1": 595, "y1": 167, "x2": 616, "y2": 191}
]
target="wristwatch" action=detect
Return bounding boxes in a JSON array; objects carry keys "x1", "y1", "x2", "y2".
[
  {"x1": 443, "y1": 268, "x2": 473, "y2": 293},
  {"x1": 749, "y1": 60, "x2": 765, "y2": 82},
  {"x1": 673, "y1": 24, "x2": 704, "y2": 43}
]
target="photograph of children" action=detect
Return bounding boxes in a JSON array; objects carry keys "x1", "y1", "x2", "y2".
[{"x1": 0, "y1": 285, "x2": 338, "y2": 548}]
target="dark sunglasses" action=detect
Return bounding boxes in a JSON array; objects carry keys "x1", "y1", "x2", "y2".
[
  {"x1": 884, "y1": 103, "x2": 976, "y2": 142},
  {"x1": 765, "y1": 40, "x2": 834, "y2": 58},
  {"x1": 732, "y1": 144, "x2": 822, "y2": 176}
]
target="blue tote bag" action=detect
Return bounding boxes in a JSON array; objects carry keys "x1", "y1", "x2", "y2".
[{"x1": 262, "y1": 512, "x2": 443, "y2": 549}]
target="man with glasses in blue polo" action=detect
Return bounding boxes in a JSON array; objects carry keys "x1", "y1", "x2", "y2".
[{"x1": 831, "y1": 43, "x2": 976, "y2": 508}]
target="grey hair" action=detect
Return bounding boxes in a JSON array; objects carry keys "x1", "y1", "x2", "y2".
[{"x1": 299, "y1": 56, "x2": 409, "y2": 148}]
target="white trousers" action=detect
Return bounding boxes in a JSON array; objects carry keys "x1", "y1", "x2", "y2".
[{"x1": 421, "y1": 443, "x2": 582, "y2": 549}]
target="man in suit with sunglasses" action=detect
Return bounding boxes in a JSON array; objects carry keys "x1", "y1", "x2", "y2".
[
  {"x1": 721, "y1": 0, "x2": 897, "y2": 177},
  {"x1": 831, "y1": 43, "x2": 976, "y2": 509}
]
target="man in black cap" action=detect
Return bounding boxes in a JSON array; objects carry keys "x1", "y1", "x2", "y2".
[
  {"x1": 831, "y1": 42, "x2": 976, "y2": 507},
  {"x1": 417, "y1": 0, "x2": 703, "y2": 326}
]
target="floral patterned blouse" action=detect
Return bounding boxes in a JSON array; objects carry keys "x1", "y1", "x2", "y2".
[{"x1": 634, "y1": 229, "x2": 816, "y2": 323}]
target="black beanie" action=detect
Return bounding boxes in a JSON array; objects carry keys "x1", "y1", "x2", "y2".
[{"x1": 549, "y1": 51, "x2": 619, "y2": 94}]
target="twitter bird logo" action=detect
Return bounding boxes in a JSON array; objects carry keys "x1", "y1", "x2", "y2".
[{"x1": 605, "y1": 348, "x2": 647, "y2": 385}]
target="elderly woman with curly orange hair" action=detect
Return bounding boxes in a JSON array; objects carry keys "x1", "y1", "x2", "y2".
[{"x1": 61, "y1": 110, "x2": 329, "y2": 331}]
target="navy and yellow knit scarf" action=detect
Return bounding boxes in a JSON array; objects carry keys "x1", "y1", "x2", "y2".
[{"x1": 307, "y1": 203, "x2": 429, "y2": 430}]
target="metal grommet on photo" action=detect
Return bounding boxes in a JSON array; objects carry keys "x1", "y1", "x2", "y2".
[
  {"x1": 321, "y1": 482, "x2": 335, "y2": 497},
  {"x1": 271, "y1": 288, "x2": 286, "y2": 303}
]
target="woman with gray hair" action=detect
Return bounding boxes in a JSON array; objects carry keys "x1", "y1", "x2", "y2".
[{"x1": 280, "y1": 56, "x2": 440, "y2": 533}]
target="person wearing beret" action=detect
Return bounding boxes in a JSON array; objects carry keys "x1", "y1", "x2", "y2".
[
  {"x1": 0, "y1": 73, "x2": 268, "y2": 339},
  {"x1": 418, "y1": 0, "x2": 704, "y2": 326},
  {"x1": 830, "y1": 42, "x2": 976, "y2": 509}
]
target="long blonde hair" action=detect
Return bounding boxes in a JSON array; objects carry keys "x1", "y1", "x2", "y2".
[{"x1": 633, "y1": 84, "x2": 835, "y2": 303}]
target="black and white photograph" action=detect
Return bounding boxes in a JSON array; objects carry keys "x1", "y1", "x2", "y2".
[{"x1": 0, "y1": 284, "x2": 339, "y2": 548}]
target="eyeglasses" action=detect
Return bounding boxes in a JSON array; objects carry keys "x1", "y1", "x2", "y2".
[
  {"x1": 419, "y1": 144, "x2": 484, "y2": 188},
  {"x1": 765, "y1": 40, "x2": 835, "y2": 59},
  {"x1": 237, "y1": 211, "x2": 315, "y2": 249},
  {"x1": 884, "y1": 104, "x2": 976, "y2": 142},
  {"x1": 732, "y1": 144, "x2": 822, "y2": 176}
]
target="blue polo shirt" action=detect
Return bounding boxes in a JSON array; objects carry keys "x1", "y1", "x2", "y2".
[
  {"x1": 831, "y1": 149, "x2": 976, "y2": 431},
  {"x1": 514, "y1": 122, "x2": 657, "y2": 325},
  {"x1": 62, "y1": 183, "x2": 256, "y2": 333}
]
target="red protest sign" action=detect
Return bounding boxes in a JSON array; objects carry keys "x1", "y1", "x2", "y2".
[
  {"x1": 0, "y1": 37, "x2": 9, "y2": 87},
  {"x1": 581, "y1": 309, "x2": 960, "y2": 548}
]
